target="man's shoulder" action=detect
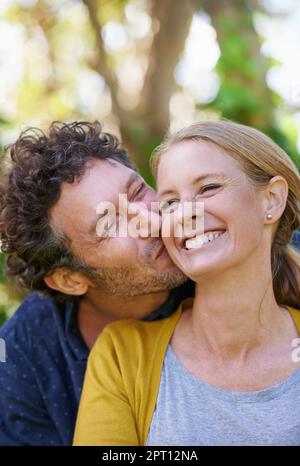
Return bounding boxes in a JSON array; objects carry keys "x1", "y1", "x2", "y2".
[
  {"x1": 0, "y1": 292, "x2": 78, "y2": 446},
  {"x1": 0, "y1": 291, "x2": 62, "y2": 344}
]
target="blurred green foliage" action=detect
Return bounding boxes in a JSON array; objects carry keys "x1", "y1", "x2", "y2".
[{"x1": 201, "y1": 3, "x2": 300, "y2": 167}]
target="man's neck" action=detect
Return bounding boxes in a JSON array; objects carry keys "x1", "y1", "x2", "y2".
[{"x1": 78, "y1": 289, "x2": 171, "y2": 349}]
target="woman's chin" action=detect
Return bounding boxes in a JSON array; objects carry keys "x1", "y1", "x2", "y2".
[{"x1": 180, "y1": 262, "x2": 223, "y2": 281}]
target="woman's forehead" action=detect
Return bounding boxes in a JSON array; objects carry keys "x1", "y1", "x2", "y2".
[{"x1": 156, "y1": 140, "x2": 242, "y2": 188}]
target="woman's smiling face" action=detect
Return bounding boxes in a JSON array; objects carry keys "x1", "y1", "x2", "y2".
[{"x1": 156, "y1": 139, "x2": 269, "y2": 281}]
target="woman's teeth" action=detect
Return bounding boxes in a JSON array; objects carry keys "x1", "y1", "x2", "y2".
[{"x1": 185, "y1": 231, "x2": 224, "y2": 250}]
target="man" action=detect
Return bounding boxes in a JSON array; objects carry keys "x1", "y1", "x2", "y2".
[
  {"x1": 0, "y1": 121, "x2": 193, "y2": 446},
  {"x1": 0, "y1": 121, "x2": 298, "y2": 446}
]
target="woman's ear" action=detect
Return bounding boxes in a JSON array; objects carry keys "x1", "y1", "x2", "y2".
[
  {"x1": 44, "y1": 268, "x2": 94, "y2": 296},
  {"x1": 263, "y1": 176, "x2": 289, "y2": 224}
]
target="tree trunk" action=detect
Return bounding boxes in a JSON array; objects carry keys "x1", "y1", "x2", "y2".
[{"x1": 137, "y1": 0, "x2": 194, "y2": 134}]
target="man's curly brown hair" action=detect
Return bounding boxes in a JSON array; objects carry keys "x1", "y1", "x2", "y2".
[{"x1": 0, "y1": 121, "x2": 134, "y2": 302}]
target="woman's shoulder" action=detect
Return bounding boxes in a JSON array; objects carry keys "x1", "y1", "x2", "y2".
[
  {"x1": 84, "y1": 303, "x2": 184, "y2": 389},
  {"x1": 287, "y1": 305, "x2": 300, "y2": 333},
  {"x1": 97, "y1": 307, "x2": 180, "y2": 350},
  {"x1": 90, "y1": 298, "x2": 192, "y2": 362}
]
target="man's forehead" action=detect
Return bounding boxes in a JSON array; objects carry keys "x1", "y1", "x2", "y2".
[
  {"x1": 83, "y1": 161, "x2": 141, "y2": 201},
  {"x1": 58, "y1": 159, "x2": 136, "y2": 199}
]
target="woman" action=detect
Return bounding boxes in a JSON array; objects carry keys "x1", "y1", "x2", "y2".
[{"x1": 73, "y1": 121, "x2": 300, "y2": 446}]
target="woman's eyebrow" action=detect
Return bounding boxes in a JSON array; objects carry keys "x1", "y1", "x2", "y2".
[{"x1": 191, "y1": 172, "x2": 226, "y2": 185}]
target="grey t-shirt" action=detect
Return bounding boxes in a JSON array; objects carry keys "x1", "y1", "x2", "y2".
[{"x1": 146, "y1": 345, "x2": 300, "y2": 446}]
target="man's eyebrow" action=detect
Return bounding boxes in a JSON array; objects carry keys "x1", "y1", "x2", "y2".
[
  {"x1": 158, "y1": 172, "x2": 226, "y2": 197},
  {"x1": 88, "y1": 172, "x2": 141, "y2": 235}
]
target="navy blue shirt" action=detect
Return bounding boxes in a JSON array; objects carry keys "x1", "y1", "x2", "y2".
[
  {"x1": 293, "y1": 229, "x2": 300, "y2": 249},
  {"x1": 0, "y1": 282, "x2": 194, "y2": 446}
]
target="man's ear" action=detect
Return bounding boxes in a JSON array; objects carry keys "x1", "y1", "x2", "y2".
[
  {"x1": 44, "y1": 268, "x2": 94, "y2": 296},
  {"x1": 263, "y1": 175, "x2": 289, "y2": 223}
]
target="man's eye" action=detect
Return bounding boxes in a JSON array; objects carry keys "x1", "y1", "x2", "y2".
[
  {"x1": 198, "y1": 184, "x2": 221, "y2": 195},
  {"x1": 134, "y1": 183, "x2": 145, "y2": 198}
]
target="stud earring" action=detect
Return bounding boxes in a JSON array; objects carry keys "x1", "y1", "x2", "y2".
[{"x1": 266, "y1": 213, "x2": 273, "y2": 220}]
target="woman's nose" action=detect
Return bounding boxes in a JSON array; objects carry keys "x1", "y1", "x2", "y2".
[{"x1": 161, "y1": 200, "x2": 204, "y2": 239}]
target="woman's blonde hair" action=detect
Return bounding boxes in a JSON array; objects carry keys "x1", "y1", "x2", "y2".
[{"x1": 150, "y1": 120, "x2": 300, "y2": 310}]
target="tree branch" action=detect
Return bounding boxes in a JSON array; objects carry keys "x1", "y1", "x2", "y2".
[{"x1": 82, "y1": 0, "x2": 124, "y2": 119}]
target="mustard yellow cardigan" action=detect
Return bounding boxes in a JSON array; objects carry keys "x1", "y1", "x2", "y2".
[{"x1": 73, "y1": 300, "x2": 300, "y2": 446}]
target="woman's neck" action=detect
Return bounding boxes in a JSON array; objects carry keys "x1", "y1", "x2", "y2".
[{"x1": 189, "y1": 252, "x2": 296, "y2": 361}]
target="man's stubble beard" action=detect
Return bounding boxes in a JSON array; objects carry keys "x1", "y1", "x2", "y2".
[
  {"x1": 77, "y1": 239, "x2": 187, "y2": 297},
  {"x1": 89, "y1": 267, "x2": 187, "y2": 297},
  {"x1": 83, "y1": 261, "x2": 187, "y2": 297}
]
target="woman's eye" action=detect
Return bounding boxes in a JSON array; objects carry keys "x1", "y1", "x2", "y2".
[
  {"x1": 198, "y1": 184, "x2": 221, "y2": 195},
  {"x1": 159, "y1": 199, "x2": 179, "y2": 213}
]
